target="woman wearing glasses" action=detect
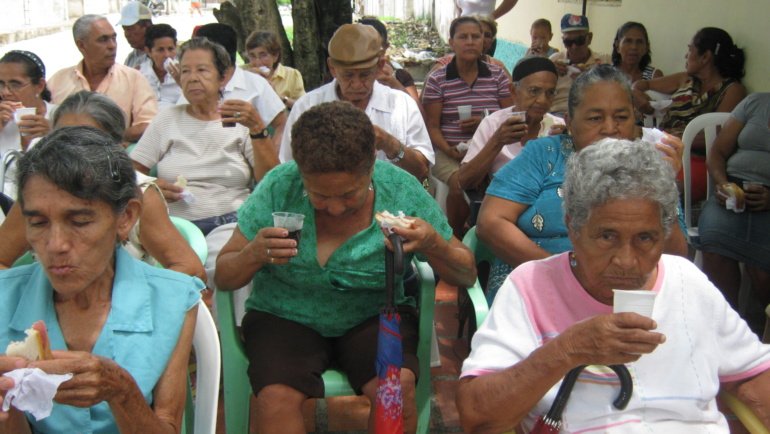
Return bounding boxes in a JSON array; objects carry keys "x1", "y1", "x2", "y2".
[
  {"x1": 243, "y1": 30, "x2": 305, "y2": 110},
  {"x1": 0, "y1": 51, "x2": 54, "y2": 199}
]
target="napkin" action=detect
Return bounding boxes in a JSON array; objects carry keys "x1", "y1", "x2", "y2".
[{"x1": 2, "y1": 368, "x2": 73, "y2": 420}]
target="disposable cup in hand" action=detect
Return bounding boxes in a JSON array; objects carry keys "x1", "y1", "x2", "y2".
[
  {"x1": 510, "y1": 109, "x2": 526, "y2": 123},
  {"x1": 272, "y1": 212, "x2": 305, "y2": 243},
  {"x1": 457, "y1": 105, "x2": 472, "y2": 121},
  {"x1": 613, "y1": 289, "x2": 657, "y2": 317},
  {"x1": 743, "y1": 181, "x2": 763, "y2": 192},
  {"x1": 14, "y1": 107, "x2": 36, "y2": 136}
]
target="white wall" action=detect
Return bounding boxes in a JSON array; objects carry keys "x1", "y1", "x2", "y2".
[
  {"x1": 493, "y1": 0, "x2": 769, "y2": 92},
  {"x1": 0, "y1": 0, "x2": 68, "y2": 33}
]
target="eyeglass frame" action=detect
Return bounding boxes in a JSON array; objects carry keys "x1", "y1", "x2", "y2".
[
  {"x1": 0, "y1": 80, "x2": 32, "y2": 93},
  {"x1": 519, "y1": 85, "x2": 558, "y2": 99}
]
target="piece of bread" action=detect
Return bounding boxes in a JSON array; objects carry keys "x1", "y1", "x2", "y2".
[
  {"x1": 5, "y1": 321, "x2": 53, "y2": 361},
  {"x1": 375, "y1": 210, "x2": 415, "y2": 230},
  {"x1": 723, "y1": 182, "x2": 745, "y2": 212}
]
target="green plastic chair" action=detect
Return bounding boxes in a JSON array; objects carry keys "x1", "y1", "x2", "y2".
[
  {"x1": 215, "y1": 259, "x2": 436, "y2": 434},
  {"x1": 457, "y1": 226, "x2": 493, "y2": 349}
]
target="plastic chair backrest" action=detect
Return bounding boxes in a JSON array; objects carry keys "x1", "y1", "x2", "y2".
[
  {"x1": 187, "y1": 300, "x2": 221, "y2": 434},
  {"x1": 215, "y1": 259, "x2": 436, "y2": 434},
  {"x1": 169, "y1": 216, "x2": 208, "y2": 265},
  {"x1": 719, "y1": 390, "x2": 770, "y2": 434},
  {"x1": 681, "y1": 112, "x2": 731, "y2": 231},
  {"x1": 0, "y1": 150, "x2": 23, "y2": 196}
]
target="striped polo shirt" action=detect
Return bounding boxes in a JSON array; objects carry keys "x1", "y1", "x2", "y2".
[{"x1": 422, "y1": 57, "x2": 511, "y2": 146}]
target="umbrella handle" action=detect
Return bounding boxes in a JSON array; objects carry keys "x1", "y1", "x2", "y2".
[
  {"x1": 388, "y1": 233, "x2": 405, "y2": 276},
  {"x1": 608, "y1": 364, "x2": 633, "y2": 410}
]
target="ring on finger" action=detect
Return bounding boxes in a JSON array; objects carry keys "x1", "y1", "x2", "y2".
[
  {"x1": 269, "y1": 257, "x2": 275, "y2": 263},
  {"x1": 266, "y1": 248, "x2": 271, "y2": 257},
  {"x1": 234, "y1": 111, "x2": 241, "y2": 118}
]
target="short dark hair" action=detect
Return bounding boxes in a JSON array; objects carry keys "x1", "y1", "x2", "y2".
[
  {"x1": 145, "y1": 23, "x2": 177, "y2": 49},
  {"x1": 611, "y1": 22, "x2": 652, "y2": 70},
  {"x1": 693, "y1": 27, "x2": 745, "y2": 80},
  {"x1": 17, "y1": 126, "x2": 138, "y2": 213},
  {"x1": 245, "y1": 30, "x2": 282, "y2": 65},
  {"x1": 359, "y1": 17, "x2": 389, "y2": 47},
  {"x1": 449, "y1": 16, "x2": 481, "y2": 39},
  {"x1": 179, "y1": 37, "x2": 232, "y2": 79},
  {"x1": 194, "y1": 23, "x2": 238, "y2": 64},
  {"x1": 292, "y1": 101, "x2": 375, "y2": 175},
  {"x1": 531, "y1": 18, "x2": 552, "y2": 33}
]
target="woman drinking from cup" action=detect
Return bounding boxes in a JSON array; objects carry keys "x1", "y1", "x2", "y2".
[
  {"x1": 0, "y1": 51, "x2": 54, "y2": 199},
  {"x1": 215, "y1": 101, "x2": 475, "y2": 434}
]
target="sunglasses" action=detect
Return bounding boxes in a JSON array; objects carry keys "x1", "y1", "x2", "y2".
[{"x1": 562, "y1": 35, "x2": 587, "y2": 47}]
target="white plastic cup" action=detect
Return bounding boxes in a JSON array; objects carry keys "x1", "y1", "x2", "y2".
[
  {"x1": 510, "y1": 109, "x2": 526, "y2": 123},
  {"x1": 457, "y1": 105, "x2": 472, "y2": 121},
  {"x1": 613, "y1": 289, "x2": 657, "y2": 317},
  {"x1": 272, "y1": 211, "x2": 305, "y2": 244},
  {"x1": 14, "y1": 107, "x2": 36, "y2": 136}
]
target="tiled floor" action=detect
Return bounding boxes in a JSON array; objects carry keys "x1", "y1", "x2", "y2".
[{"x1": 215, "y1": 280, "x2": 468, "y2": 433}]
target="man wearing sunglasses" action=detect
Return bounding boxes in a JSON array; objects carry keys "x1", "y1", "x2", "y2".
[{"x1": 548, "y1": 14, "x2": 609, "y2": 116}]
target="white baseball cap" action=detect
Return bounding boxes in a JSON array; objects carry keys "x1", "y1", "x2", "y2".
[{"x1": 116, "y1": 2, "x2": 152, "y2": 26}]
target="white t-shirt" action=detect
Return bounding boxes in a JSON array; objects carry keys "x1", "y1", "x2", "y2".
[
  {"x1": 461, "y1": 109, "x2": 564, "y2": 174},
  {"x1": 279, "y1": 80, "x2": 434, "y2": 165},
  {"x1": 462, "y1": 252, "x2": 770, "y2": 433},
  {"x1": 456, "y1": 0, "x2": 495, "y2": 16},
  {"x1": 130, "y1": 105, "x2": 255, "y2": 221},
  {"x1": 177, "y1": 67, "x2": 285, "y2": 127},
  {"x1": 0, "y1": 101, "x2": 56, "y2": 199},
  {"x1": 138, "y1": 58, "x2": 182, "y2": 109}
]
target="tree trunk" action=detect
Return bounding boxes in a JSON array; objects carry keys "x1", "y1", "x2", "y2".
[
  {"x1": 213, "y1": 0, "x2": 293, "y2": 66},
  {"x1": 291, "y1": 0, "x2": 323, "y2": 90}
]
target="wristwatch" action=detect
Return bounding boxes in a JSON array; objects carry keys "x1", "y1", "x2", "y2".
[
  {"x1": 388, "y1": 143, "x2": 405, "y2": 163},
  {"x1": 250, "y1": 128, "x2": 270, "y2": 139}
]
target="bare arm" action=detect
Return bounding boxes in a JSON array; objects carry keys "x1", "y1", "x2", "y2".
[
  {"x1": 476, "y1": 196, "x2": 551, "y2": 268},
  {"x1": 29, "y1": 307, "x2": 198, "y2": 434},
  {"x1": 219, "y1": 99, "x2": 280, "y2": 181},
  {"x1": 269, "y1": 111, "x2": 287, "y2": 155},
  {"x1": 249, "y1": 135, "x2": 280, "y2": 182},
  {"x1": 215, "y1": 226, "x2": 297, "y2": 290},
  {"x1": 373, "y1": 125, "x2": 430, "y2": 180},
  {"x1": 492, "y1": 0, "x2": 518, "y2": 19},
  {"x1": 138, "y1": 186, "x2": 207, "y2": 281},
  {"x1": 723, "y1": 368, "x2": 770, "y2": 428},
  {"x1": 458, "y1": 117, "x2": 527, "y2": 190},
  {"x1": 457, "y1": 313, "x2": 665, "y2": 433},
  {"x1": 124, "y1": 123, "x2": 149, "y2": 143},
  {"x1": 0, "y1": 204, "x2": 29, "y2": 269},
  {"x1": 707, "y1": 116, "x2": 742, "y2": 187}
]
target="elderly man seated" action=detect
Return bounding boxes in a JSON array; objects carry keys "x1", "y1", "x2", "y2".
[
  {"x1": 458, "y1": 56, "x2": 564, "y2": 193},
  {"x1": 116, "y1": 1, "x2": 152, "y2": 69},
  {"x1": 278, "y1": 23, "x2": 433, "y2": 181},
  {"x1": 457, "y1": 138, "x2": 770, "y2": 433},
  {"x1": 548, "y1": 14, "x2": 609, "y2": 116},
  {"x1": 47, "y1": 15, "x2": 157, "y2": 142}
]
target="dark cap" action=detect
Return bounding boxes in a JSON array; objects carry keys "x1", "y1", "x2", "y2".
[
  {"x1": 328, "y1": 24, "x2": 383, "y2": 69},
  {"x1": 560, "y1": 14, "x2": 589, "y2": 32},
  {"x1": 512, "y1": 56, "x2": 558, "y2": 82}
]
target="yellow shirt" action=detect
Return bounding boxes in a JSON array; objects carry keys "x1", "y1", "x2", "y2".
[
  {"x1": 269, "y1": 63, "x2": 305, "y2": 100},
  {"x1": 48, "y1": 61, "x2": 158, "y2": 128}
]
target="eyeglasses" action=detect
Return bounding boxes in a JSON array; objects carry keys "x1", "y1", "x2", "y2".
[
  {"x1": 483, "y1": 32, "x2": 494, "y2": 38},
  {"x1": 522, "y1": 86, "x2": 557, "y2": 99},
  {"x1": 0, "y1": 81, "x2": 31, "y2": 93},
  {"x1": 562, "y1": 35, "x2": 587, "y2": 47}
]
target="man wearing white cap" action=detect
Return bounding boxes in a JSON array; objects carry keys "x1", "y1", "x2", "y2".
[
  {"x1": 116, "y1": 2, "x2": 153, "y2": 69},
  {"x1": 278, "y1": 23, "x2": 433, "y2": 181}
]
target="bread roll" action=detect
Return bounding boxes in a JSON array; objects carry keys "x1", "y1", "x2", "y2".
[{"x1": 6, "y1": 321, "x2": 53, "y2": 361}]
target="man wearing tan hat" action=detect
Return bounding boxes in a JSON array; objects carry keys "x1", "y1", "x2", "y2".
[
  {"x1": 278, "y1": 23, "x2": 432, "y2": 180},
  {"x1": 116, "y1": 1, "x2": 153, "y2": 69}
]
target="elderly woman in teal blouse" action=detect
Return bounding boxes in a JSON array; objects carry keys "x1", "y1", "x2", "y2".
[
  {"x1": 0, "y1": 127, "x2": 202, "y2": 433},
  {"x1": 216, "y1": 101, "x2": 475, "y2": 434}
]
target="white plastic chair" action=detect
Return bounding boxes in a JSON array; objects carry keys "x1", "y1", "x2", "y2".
[
  {"x1": 187, "y1": 301, "x2": 221, "y2": 434},
  {"x1": 681, "y1": 112, "x2": 731, "y2": 239}
]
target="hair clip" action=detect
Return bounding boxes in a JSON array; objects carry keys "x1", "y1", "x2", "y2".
[
  {"x1": 105, "y1": 149, "x2": 121, "y2": 183},
  {"x1": 714, "y1": 42, "x2": 721, "y2": 55}
]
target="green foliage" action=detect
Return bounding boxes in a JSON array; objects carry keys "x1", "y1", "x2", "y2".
[
  {"x1": 277, "y1": 0, "x2": 291, "y2": 5},
  {"x1": 284, "y1": 25, "x2": 293, "y2": 43}
]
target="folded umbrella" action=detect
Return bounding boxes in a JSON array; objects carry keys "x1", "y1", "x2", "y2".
[{"x1": 374, "y1": 233, "x2": 405, "y2": 434}]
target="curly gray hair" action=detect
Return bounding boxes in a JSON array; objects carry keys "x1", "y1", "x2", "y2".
[{"x1": 562, "y1": 138, "x2": 679, "y2": 235}]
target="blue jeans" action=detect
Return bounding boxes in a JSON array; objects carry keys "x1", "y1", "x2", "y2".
[{"x1": 191, "y1": 211, "x2": 238, "y2": 236}]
